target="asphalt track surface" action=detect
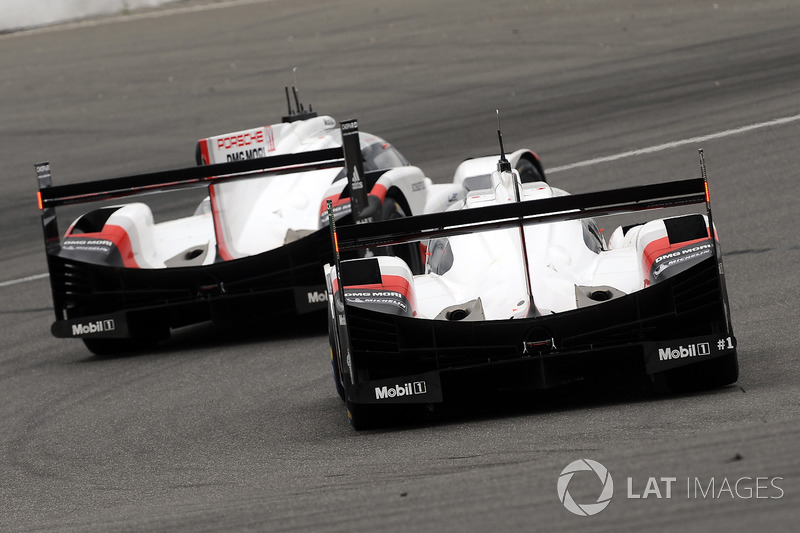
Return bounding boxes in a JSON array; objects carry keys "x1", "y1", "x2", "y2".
[{"x1": 1, "y1": 1, "x2": 799, "y2": 531}]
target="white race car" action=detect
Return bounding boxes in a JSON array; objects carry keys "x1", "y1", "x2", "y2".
[
  {"x1": 326, "y1": 145, "x2": 738, "y2": 429},
  {"x1": 36, "y1": 94, "x2": 545, "y2": 354}
]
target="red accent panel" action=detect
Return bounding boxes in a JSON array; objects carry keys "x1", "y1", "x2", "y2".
[
  {"x1": 641, "y1": 235, "x2": 714, "y2": 285},
  {"x1": 108, "y1": 225, "x2": 139, "y2": 268},
  {"x1": 334, "y1": 274, "x2": 416, "y2": 314},
  {"x1": 370, "y1": 183, "x2": 388, "y2": 202},
  {"x1": 319, "y1": 194, "x2": 349, "y2": 216},
  {"x1": 199, "y1": 139, "x2": 210, "y2": 165},
  {"x1": 642, "y1": 236, "x2": 668, "y2": 283},
  {"x1": 318, "y1": 186, "x2": 388, "y2": 217},
  {"x1": 209, "y1": 185, "x2": 234, "y2": 261},
  {"x1": 71, "y1": 225, "x2": 140, "y2": 268}
]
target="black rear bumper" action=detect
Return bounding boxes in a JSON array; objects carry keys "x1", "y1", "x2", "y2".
[
  {"x1": 342, "y1": 256, "x2": 736, "y2": 404},
  {"x1": 46, "y1": 228, "x2": 333, "y2": 340}
]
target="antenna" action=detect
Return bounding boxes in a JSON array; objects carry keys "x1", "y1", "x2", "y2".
[
  {"x1": 281, "y1": 68, "x2": 318, "y2": 123},
  {"x1": 496, "y1": 110, "x2": 512, "y2": 173},
  {"x1": 495, "y1": 111, "x2": 534, "y2": 314},
  {"x1": 284, "y1": 86, "x2": 293, "y2": 115},
  {"x1": 292, "y1": 86, "x2": 301, "y2": 113},
  {"x1": 699, "y1": 148, "x2": 716, "y2": 242},
  {"x1": 292, "y1": 68, "x2": 300, "y2": 110}
]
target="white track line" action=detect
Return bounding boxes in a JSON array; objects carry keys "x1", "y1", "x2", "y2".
[
  {"x1": 3, "y1": 112, "x2": 799, "y2": 289},
  {"x1": 0, "y1": 273, "x2": 49, "y2": 288},
  {"x1": 547, "y1": 113, "x2": 800, "y2": 173},
  {"x1": 0, "y1": 0, "x2": 276, "y2": 40}
]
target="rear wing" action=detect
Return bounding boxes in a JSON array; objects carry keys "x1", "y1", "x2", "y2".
[
  {"x1": 35, "y1": 120, "x2": 374, "y2": 254},
  {"x1": 36, "y1": 148, "x2": 344, "y2": 210},
  {"x1": 333, "y1": 177, "x2": 711, "y2": 252}
]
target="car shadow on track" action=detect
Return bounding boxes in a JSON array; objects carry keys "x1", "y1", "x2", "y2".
[
  {"x1": 76, "y1": 310, "x2": 329, "y2": 361},
  {"x1": 333, "y1": 378, "x2": 743, "y2": 434}
]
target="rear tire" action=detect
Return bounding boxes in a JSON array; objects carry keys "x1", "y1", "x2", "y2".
[
  {"x1": 328, "y1": 312, "x2": 345, "y2": 401},
  {"x1": 346, "y1": 400, "x2": 379, "y2": 431},
  {"x1": 516, "y1": 157, "x2": 546, "y2": 183},
  {"x1": 380, "y1": 197, "x2": 425, "y2": 274}
]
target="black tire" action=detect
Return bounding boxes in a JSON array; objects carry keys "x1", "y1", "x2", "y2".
[
  {"x1": 346, "y1": 399, "x2": 380, "y2": 431},
  {"x1": 330, "y1": 348, "x2": 346, "y2": 401},
  {"x1": 516, "y1": 157, "x2": 546, "y2": 184},
  {"x1": 660, "y1": 351, "x2": 739, "y2": 393},
  {"x1": 380, "y1": 197, "x2": 425, "y2": 274},
  {"x1": 328, "y1": 312, "x2": 346, "y2": 401}
]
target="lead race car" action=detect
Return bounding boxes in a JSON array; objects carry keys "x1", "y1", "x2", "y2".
[
  {"x1": 37, "y1": 94, "x2": 524, "y2": 354},
  {"x1": 325, "y1": 137, "x2": 738, "y2": 429}
]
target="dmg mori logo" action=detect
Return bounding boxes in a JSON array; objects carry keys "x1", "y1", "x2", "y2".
[
  {"x1": 557, "y1": 459, "x2": 614, "y2": 516},
  {"x1": 71, "y1": 319, "x2": 115, "y2": 336}
]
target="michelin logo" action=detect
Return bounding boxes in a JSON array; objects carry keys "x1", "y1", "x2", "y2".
[
  {"x1": 658, "y1": 342, "x2": 711, "y2": 361},
  {"x1": 654, "y1": 243, "x2": 712, "y2": 264},
  {"x1": 375, "y1": 381, "x2": 427, "y2": 400},
  {"x1": 72, "y1": 319, "x2": 115, "y2": 336},
  {"x1": 653, "y1": 244, "x2": 712, "y2": 279}
]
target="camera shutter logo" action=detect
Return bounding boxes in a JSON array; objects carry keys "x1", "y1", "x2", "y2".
[{"x1": 557, "y1": 459, "x2": 614, "y2": 516}]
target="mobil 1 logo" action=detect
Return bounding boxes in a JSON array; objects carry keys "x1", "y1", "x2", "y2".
[
  {"x1": 375, "y1": 381, "x2": 427, "y2": 400},
  {"x1": 644, "y1": 335, "x2": 736, "y2": 373},
  {"x1": 294, "y1": 285, "x2": 329, "y2": 314},
  {"x1": 52, "y1": 312, "x2": 130, "y2": 339},
  {"x1": 365, "y1": 372, "x2": 443, "y2": 404}
]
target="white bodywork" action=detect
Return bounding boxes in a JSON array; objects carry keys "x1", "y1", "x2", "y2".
[
  {"x1": 65, "y1": 115, "x2": 462, "y2": 268},
  {"x1": 414, "y1": 174, "x2": 639, "y2": 319},
  {"x1": 329, "y1": 156, "x2": 713, "y2": 321}
]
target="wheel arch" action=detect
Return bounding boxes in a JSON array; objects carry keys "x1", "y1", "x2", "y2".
[
  {"x1": 513, "y1": 150, "x2": 547, "y2": 183},
  {"x1": 385, "y1": 185, "x2": 412, "y2": 216}
]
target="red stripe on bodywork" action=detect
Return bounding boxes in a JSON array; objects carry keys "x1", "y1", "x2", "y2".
[
  {"x1": 318, "y1": 184, "x2": 390, "y2": 216},
  {"x1": 320, "y1": 194, "x2": 349, "y2": 216},
  {"x1": 371, "y1": 183, "x2": 388, "y2": 202},
  {"x1": 199, "y1": 139, "x2": 211, "y2": 165},
  {"x1": 641, "y1": 234, "x2": 716, "y2": 286},
  {"x1": 209, "y1": 185, "x2": 234, "y2": 261},
  {"x1": 70, "y1": 225, "x2": 140, "y2": 268}
]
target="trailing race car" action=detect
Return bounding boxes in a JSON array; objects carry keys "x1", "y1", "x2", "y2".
[
  {"x1": 325, "y1": 144, "x2": 738, "y2": 429},
  {"x1": 36, "y1": 95, "x2": 514, "y2": 355}
]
